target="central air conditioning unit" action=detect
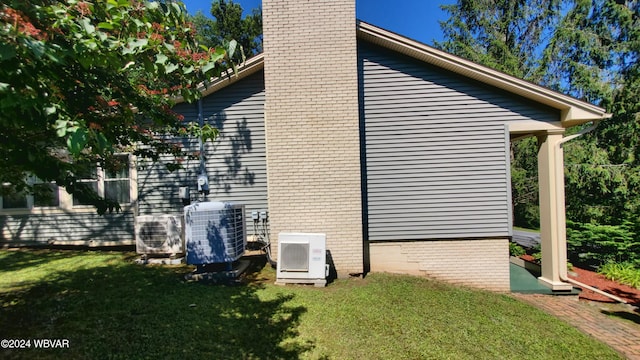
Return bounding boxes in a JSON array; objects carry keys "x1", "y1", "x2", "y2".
[
  {"x1": 135, "y1": 215, "x2": 183, "y2": 255},
  {"x1": 184, "y1": 201, "x2": 246, "y2": 265},
  {"x1": 276, "y1": 232, "x2": 327, "y2": 287}
]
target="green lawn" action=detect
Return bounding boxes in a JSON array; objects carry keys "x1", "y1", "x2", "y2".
[{"x1": 0, "y1": 249, "x2": 622, "y2": 359}]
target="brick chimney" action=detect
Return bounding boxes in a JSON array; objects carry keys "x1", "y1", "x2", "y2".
[{"x1": 262, "y1": 0, "x2": 363, "y2": 276}]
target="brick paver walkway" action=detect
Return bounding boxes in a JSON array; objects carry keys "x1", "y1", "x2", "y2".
[{"x1": 512, "y1": 294, "x2": 640, "y2": 359}]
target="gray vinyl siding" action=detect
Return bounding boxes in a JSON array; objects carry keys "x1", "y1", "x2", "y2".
[
  {"x1": 137, "y1": 72, "x2": 267, "y2": 231},
  {"x1": 0, "y1": 212, "x2": 134, "y2": 243},
  {"x1": 359, "y1": 44, "x2": 553, "y2": 241}
]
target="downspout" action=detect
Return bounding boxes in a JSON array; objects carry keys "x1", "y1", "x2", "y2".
[{"x1": 554, "y1": 120, "x2": 627, "y2": 304}]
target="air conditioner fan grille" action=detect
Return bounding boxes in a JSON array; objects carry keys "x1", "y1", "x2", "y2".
[
  {"x1": 138, "y1": 221, "x2": 168, "y2": 248},
  {"x1": 280, "y1": 243, "x2": 309, "y2": 271}
]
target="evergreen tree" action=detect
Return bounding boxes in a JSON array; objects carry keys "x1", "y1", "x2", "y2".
[
  {"x1": 437, "y1": 0, "x2": 562, "y2": 80},
  {"x1": 438, "y1": 0, "x2": 640, "y2": 232},
  {"x1": 544, "y1": 0, "x2": 640, "y2": 226}
]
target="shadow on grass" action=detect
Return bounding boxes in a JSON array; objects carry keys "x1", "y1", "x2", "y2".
[
  {"x1": 0, "y1": 250, "x2": 73, "y2": 274},
  {"x1": 0, "y1": 251, "x2": 311, "y2": 359}
]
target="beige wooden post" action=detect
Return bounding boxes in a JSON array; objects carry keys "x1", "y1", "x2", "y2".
[{"x1": 537, "y1": 130, "x2": 572, "y2": 291}]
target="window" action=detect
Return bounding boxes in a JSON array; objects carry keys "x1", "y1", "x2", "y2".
[
  {"x1": 1, "y1": 179, "x2": 59, "y2": 210},
  {"x1": 1, "y1": 190, "x2": 28, "y2": 209},
  {"x1": 0, "y1": 154, "x2": 133, "y2": 212},
  {"x1": 73, "y1": 154, "x2": 132, "y2": 206},
  {"x1": 104, "y1": 157, "x2": 130, "y2": 203},
  {"x1": 33, "y1": 182, "x2": 60, "y2": 207},
  {"x1": 72, "y1": 166, "x2": 98, "y2": 206}
]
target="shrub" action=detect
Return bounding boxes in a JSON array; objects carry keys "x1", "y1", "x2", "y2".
[
  {"x1": 531, "y1": 244, "x2": 542, "y2": 262},
  {"x1": 598, "y1": 262, "x2": 640, "y2": 289},
  {"x1": 566, "y1": 220, "x2": 640, "y2": 266},
  {"x1": 509, "y1": 242, "x2": 526, "y2": 257}
]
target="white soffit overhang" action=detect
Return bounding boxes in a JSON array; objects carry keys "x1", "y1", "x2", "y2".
[
  {"x1": 172, "y1": 53, "x2": 265, "y2": 105},
  {"x1": 356, "y1": 21, "x2": 611, "y2": 127}
]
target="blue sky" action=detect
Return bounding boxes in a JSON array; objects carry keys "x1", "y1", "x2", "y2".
[{"x1": 180, "y1": 0, "x2": 456, "y2": 46}]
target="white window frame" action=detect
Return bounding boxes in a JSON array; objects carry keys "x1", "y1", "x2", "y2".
[
  {"x1": 0, "y1": 177, "x2": 61, "y2": 211},
  {"x1": 0, "y1": 154, "x2": 137, "y2": 214},
  {"x1": 72, "y1": 153, "x2": 137, "y2": 209}
]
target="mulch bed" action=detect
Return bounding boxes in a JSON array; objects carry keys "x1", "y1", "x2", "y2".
[
  {"x1": 569, "y1": 266, "x2": 640, "y2": 307},
  {"x1": 519, "y1": 254, "x2": 640, "y2": 307}
]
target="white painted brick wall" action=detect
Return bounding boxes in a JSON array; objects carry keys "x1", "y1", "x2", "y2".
[
  {"x1": 262, "y1": 0, "x2": 363, "y2": 276},
  {"x1": 369, "y1": 239, "x2": 511, "y2": 291}
]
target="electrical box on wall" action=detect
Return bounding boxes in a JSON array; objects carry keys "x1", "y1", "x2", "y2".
[
  {"x1": 197, "y1": 175, "x2": 209, "y2": 194},
  {"x1": 179, "y1": 186, "x2": 190, "y2": 205}
]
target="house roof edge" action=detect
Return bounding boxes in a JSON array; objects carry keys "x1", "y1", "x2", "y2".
[
  {"x1": 172, "y1": 53, "x2": 265, "y2": 105},
  {"x1": 356, "y1": 21, "x2": 611, "y2": 125}
]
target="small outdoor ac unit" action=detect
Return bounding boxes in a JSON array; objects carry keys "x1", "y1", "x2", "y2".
[
  {"x1": 276, "y1": 232, "x2": 327, "y2": 287},
  {"x1": 135, "y1": 215, "x2": 183, "y2": 255},
  {"x1": 184, "y1": 201, "x2": 246, "y2": 265}
]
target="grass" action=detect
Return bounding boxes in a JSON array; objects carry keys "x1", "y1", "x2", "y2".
[
  {"x1": 0, "y1": 249, "x2": 623, "y2": 360},
  {"x1": 513, "y1": 226, "x2": 540, "y2": 232}
]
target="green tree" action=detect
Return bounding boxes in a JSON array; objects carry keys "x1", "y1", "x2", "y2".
[
  {"x1": 543, "y1": 0, "x2": 640, "y2": 227},
  {"x1": 438, "y1": 0, "x2": 563, "y2": 229},
  {"x1": 437, "y1": 0, "x2": 562, "y2": 80},
  {"x1": 439, "y1": 0, "x2": 640, "y2": 233},
  {"x1": 510, "y1": 137, "x2": 539, "y2": 229},
  {"x1": 191, "y1": 0, "x2": 262, "y2": 59},
  {"x1": 0, "y1": 0, "x2": 235, "y2": 214}
]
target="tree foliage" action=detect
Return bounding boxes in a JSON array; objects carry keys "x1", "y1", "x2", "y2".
[
  {"x1": 567, "y1": 220, "x2": 640, "y2": 266},
  {"x1": 438, "y1": 0, "x2": 562, "y2": 80},
  {"x1": 0, "y1": 0, "x2": 235, "y2": 214},
  {"x1": 544, "y1": 0, "x2": 640, "y2": 228},
  {"x1": 510, "y1": 137, "x2": 540, "y2": 229},
  {"x1": 190, "y1": 0, "x2": 262, "y2": 60},
  {"x1": 439, "y1": 0, "x2": 640, "y2": 232}
]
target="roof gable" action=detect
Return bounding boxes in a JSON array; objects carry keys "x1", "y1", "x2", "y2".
[
  {"x1": 178, "y1": 21, "x2": 611, "y2": 127},
  {"x1": 356, "y1": 21, "x2": 610, "y2": 126}
]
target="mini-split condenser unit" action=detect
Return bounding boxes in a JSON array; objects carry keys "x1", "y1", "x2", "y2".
[
  {"x1": 135, "y1": 215, "x2": 183, "y2": 255},
  {"x1": 276, "y1": 232, "x2": 328, "y2": 287},
  {"x1": 184, "y1": 201, "x2": 246, "y2": 265}
]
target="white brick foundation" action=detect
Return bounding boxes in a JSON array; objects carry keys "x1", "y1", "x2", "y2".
[{"x1": 369, "y1": 239, "x2": 511, "y2": 291}]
